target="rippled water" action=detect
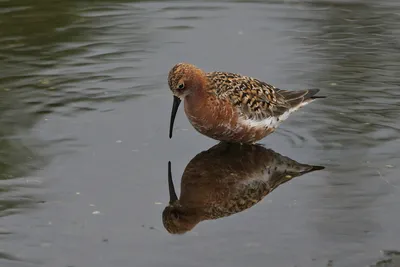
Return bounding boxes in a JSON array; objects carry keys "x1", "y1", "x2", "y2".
[{"x1": 1, "y1": 0, "x2": 400, "y2": 266}]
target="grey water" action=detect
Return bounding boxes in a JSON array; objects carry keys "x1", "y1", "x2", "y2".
[{"x1": 1, "y1": 0, "x2": 400, "y2": 266}]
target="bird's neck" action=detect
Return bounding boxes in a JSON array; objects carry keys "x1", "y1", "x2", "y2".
[{"x1": 184, "y1": 78, "x2": 209, "y2": 114}]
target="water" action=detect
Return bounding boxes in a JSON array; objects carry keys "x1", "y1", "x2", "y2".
[{"x1": 0, "y1": 0, "x2": 399, "y2": 266}]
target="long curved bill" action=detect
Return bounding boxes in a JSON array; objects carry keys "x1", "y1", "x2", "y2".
[
  {"x1": 169, "y1": 96, "x2": 181, "y2": 138},
  {"x1": 168, "y1": 161, "x2": 178, "y2": 204}
]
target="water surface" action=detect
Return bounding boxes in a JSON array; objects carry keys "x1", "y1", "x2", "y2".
[{"x1": 1, "y1": 0, "x2": 400, "y2": 266}]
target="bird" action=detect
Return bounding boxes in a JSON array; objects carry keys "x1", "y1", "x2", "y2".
[
  {"x1": 168, "y1": 62, "x2": 325, "y2": 144},
  {"x1": 162, "y1": 142, "x2": 324, "y2": 234}
]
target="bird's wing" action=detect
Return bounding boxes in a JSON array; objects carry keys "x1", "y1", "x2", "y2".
[
  {"x1": 206, "y1": 72, "x2": 290, "y2": 121},
  {"x1": 206, "y1": 71, "x2": 321, "y2": 121}
]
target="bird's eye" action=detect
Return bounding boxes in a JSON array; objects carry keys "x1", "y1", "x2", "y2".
[
  {"x1": 171, "y1": 210, "x2": 180, "y2": 220},
  {"x1": 177, "y1": 83, "x2": 184, "y2": 90}
]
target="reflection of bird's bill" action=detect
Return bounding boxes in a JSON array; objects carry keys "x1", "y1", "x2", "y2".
[
  {"x1": 169, "y1": 95, "x2": 181, "y2": 138},
  {"x1": 168, "y1": 161, "x2": 178, "y2": 204}
]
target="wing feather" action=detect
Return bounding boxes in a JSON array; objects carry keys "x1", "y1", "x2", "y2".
[{"x1": 206, "y1": 72, "x2": 290, "y2": 120}]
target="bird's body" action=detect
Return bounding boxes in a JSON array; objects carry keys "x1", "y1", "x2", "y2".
[{"x1": 168, "y1": 63, "x2": 325, "y2": 143}]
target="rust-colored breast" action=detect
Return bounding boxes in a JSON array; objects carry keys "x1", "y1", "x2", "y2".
[{"x1": 184, "y1": 92, "x2": 274, "y2": 143}]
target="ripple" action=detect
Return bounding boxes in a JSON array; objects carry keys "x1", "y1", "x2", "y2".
[
  {"x1": 157, "y1": 25, "x2": 195, "y2": 30},
  {"x1": 172, "y1": 16, "x2": 204, "y2": 20},
  {"x1": 160, "y1": 5, "x2": 228, "y2": 12}
]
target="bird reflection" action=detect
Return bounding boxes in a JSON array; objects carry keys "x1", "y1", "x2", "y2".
[{"x1": 162, "y1": 142, "x2": 324, "y2": 234}]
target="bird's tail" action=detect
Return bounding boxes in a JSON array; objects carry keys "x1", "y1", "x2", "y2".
[
  {"x1": 281, "y1": 157, "x2": 325, "y2": 176},
  {"x1": 299, "y1": 164, "x2": 325, "y2": 175},
  {"x1": 276, "y1": 88, "x2": 326, "y2": 109}
]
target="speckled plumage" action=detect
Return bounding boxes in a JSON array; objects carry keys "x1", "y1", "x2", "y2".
[
  {"x1": 162, "y1": 142, "x2": 325, "y2": 234},
  {"x1": 168, "y1": 63, "x2": 325, "y2": 143},
  {"x1": 206, "y1": 71, "x2": 283, "y2": 120}
]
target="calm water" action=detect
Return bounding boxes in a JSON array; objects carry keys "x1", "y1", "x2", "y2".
[{"x1": 1, "y1": 0, "x2": 400, "y2": 266}]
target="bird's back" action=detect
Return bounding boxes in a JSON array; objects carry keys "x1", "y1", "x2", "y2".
[
  {"x1": 205, "y1": 71, "x2": 290, "y2": 120},
  {"x1": 205, "y1": 71, "x2": 324, "y2": 121}
]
